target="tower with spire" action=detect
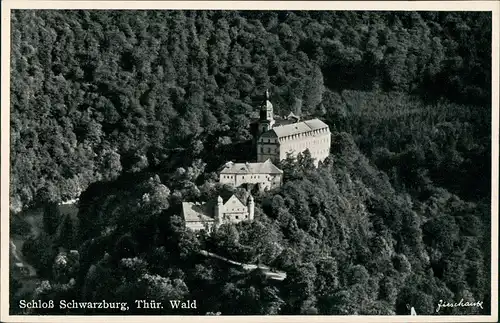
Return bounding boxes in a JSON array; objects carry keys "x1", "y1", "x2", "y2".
[{"x1": 258, "y1": 89, "x2": 275, "y2": 135}]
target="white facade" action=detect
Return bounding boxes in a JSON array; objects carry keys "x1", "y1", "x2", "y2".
[
  {"x1": 219, "y1": 160, "x2": 283, "y2": 190},
  {"x1": 184, "y1": 219, "x2": 215, "y2": 232},
  {"x1": 257, "y1": 120, "x2": 331, "y2": 166},
  {"x1": 217, "y1": 195, "x2": 253, "y2": 223},
  {"x1": 182, "y1": 195, "x2": 254, "y2": 232},
  {"x1": 255, "y1": 92, "x2": 331, "y2": 166}
]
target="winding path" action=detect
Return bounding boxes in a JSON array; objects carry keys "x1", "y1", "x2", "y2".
[{"x1": 198, "y1": 250, "x2": 287, "y2": 281}]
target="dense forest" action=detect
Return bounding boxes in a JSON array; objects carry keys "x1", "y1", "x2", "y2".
[{"x1": 10, "y1": 10, "x2": 491, "y2": 315}]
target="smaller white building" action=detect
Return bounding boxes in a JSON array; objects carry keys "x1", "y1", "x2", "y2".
[
  {"x1": 219, "y1": 159, "x2": 283, "y2": 191},
  {"x1": 182, "y1": 194, "x2": 255, "y2": 232}
]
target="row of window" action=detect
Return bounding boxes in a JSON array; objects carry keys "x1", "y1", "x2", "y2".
[
  {"x1": 279, "y1": 129, "x2": 329, "y2": 141},
  {"x1": 248, "y1": 175, "x2": 268, "y2": 179},
  {"x1": 260, "y1": 143, "x2": 330, "y2": 154},
  {"x1": 221, "y1": 175, "x2": 275, "y2": 180},
  {"x1": 260, "y1": 132, "x2": 329, "y2": 144},
  {"x1": 223, "y1": 214, "x2": 249, "y2": 220},
  {"x1": 259, "y1": 137, "x2": 329, "y2": 149}
]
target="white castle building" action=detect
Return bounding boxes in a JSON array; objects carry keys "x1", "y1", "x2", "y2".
[
  {"x1": 182, "y1": 194, "x2": 254, "y2": 232},
  {"x1": 253, "y1": 90, "x2": 331, "y2": 166},
  {"x1": 219, "y1": 159, "x2": 283, "y2": 190}
]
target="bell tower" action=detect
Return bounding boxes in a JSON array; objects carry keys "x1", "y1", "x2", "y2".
[{"x1": 258, "y1": 89, "x2": 275, "y2": 135}]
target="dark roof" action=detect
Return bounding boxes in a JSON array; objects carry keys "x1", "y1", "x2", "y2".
[
  {"x1": 270, "y1": 118, "x2": 329, "y2": 138},
  {"x1": 182, "y1": 202, "x2": 215, "y2": 222},
  {"x1": 220, "y1": 159, "x2": 283, "y2": 175}
]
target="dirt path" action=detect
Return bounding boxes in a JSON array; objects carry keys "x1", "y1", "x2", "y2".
[{"x1": 199, "y1": 250, "x2": 287, "y2": 281}]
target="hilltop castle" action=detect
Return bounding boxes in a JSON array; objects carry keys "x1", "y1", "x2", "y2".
[
  {"x1": 252, "y1": 90, "x2": 331, "y2": 166},
  {"x1": 182, "y1": 90, "x2": 331, "y2": 232}
]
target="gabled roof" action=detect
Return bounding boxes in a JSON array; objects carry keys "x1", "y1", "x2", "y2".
[
  {"x1": 268, "y1": 118, "x2": 329, "y2": 138},
  {"x1": 287, "y1": 112, "x2": 300, "y2": 121},
  {"x1": 220, "y1": 159, "x2": 283, "y2": 175},
  {"x1": 182, "y1": 194, "x2": 249, "y2": 222},
  {"x1": 182, "y1": 202, "x2": 215, "y2": 223},
  {"x1": 224, "y1": 195, "x2": 247, "y2": 212}
]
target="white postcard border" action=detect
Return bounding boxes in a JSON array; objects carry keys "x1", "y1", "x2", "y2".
[{"x1": 1, "y1": 1, "x2": 498, "y2": 322}]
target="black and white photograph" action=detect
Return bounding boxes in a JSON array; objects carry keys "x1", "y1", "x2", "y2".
[{"x1": 1, "y1": 1, "x2": 498, "y2": 322}]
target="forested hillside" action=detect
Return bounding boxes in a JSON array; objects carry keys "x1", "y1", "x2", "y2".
[
  {"x1": 11, "y1": 134, "x2": 490, "y2": 315},
  {"x1": 10, "y1": 10, "x2": 491, "y2": 315},
  {"x1": 10, "y1": 10, "x2": 490, "y2": 211}
]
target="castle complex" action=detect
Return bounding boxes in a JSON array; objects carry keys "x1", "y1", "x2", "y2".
[
  {"x1": 183, "y1": 90, "x2": 331, "y2": 232},
  {"x1": 253, "y1": 90, "x2": 331, "y2": 166}
]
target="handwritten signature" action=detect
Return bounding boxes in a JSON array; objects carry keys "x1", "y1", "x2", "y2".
[
  {"x1": 436, "y1": 299, "x2": 484, "y2": 313},
  {"x1": 406, "y1": 304, "x2": 417, "y2": 315}
]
